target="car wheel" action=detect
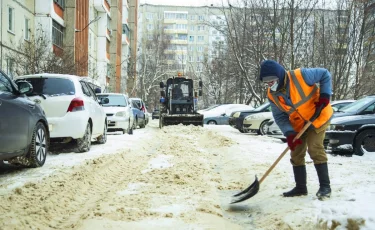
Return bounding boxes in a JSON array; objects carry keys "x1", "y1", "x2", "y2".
[
  {"x1": 128, "y1": 118, "x2": 133, "y2": 135},
  {"x1": 258, "y1": 119, "x2": 270, "y2": 135},
  {"x1": 97, "y1": 122, "x2": 107, "y2": 144},
  {"x1": 207, "y1": 120, "x2": 217, "y2": 125},
  {"x1": 354, "y1": 129, "x2": 375, "y2": 156},
  {"x1": 76, "y1": 122, "x2": 92, "y2": 153},
  {"x1": 139, "y1": 119, "x2": 146, "y2": 128},
  {"x1": 133, "y1": 117, "x2": 138, "y2": 129},
  {"x1": 27, "y1": 122, "x2": 49, "y2": 167}
]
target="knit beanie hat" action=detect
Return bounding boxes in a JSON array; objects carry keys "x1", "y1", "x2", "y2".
[{"x1": 259, "y1": 60, "x2": 286, "y2": 82}]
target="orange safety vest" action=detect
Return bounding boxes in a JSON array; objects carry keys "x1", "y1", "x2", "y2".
[{"x1": 267, "y1": 68, "x2": 333, "y2": 132}]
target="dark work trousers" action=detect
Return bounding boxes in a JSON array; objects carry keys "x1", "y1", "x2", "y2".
[{"x1": 290, "y1": 122, "x2": 330, "y2": 166}]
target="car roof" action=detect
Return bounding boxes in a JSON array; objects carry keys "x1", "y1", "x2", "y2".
[
  {"x1": 15, "y1": 73, "x2": 82, "y2": 80},
  {"x1": 97, "y1": 93, "x2": 127, "y2": 96}
]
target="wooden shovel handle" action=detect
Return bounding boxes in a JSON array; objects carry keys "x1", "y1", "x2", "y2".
[{"x1": 258, "y1": 120, "x2": 312, "y2": 184}]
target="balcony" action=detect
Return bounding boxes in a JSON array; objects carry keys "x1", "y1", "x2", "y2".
[
  {"x1": 122, "y1": 34, "x2": 130, "y2": 45},
  {"x1": 170, "y1": 39, "x2": 188, "y2": 45},
  {"x1": 164, "y1": 19, "x2": 188, "y2": 24},
  {"x1": 164, "y1": 29, "x2": 188, "y2": 34},
  {"x1": 94, "y1": 0, "x2": 110, "y2": 14}
]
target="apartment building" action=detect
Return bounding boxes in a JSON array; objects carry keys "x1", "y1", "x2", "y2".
[
  {"x1": 0, "y1": 0, "x2": 136, "y2": 94},
  {"x1": 138, "y1": 4, "x2": 227, "y2": 78},
  {"x1": 0, "y1": 0, "x2": 35, "y2": 78}
]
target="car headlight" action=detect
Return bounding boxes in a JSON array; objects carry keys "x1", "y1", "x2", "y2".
[
  {"x1": 115, "y1": 111, "x2": 126, "y2": 117},
  {"x1": 327, "y1": 124, "x2": 345, "y2": 131},
  {"x1": 246, "y1": 114, "x2": 262, "y2": 120}
]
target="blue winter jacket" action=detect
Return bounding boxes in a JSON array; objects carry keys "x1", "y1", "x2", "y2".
[{"x1": 269, "y1": 68, "x2": 333, "y2": 136}]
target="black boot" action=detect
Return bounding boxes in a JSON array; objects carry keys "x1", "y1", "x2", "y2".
[
  {"x1": 283, "y1": 165, "x2": 308, "y2": 197},
  {"x1": 315, "y1": 163, "x2": 331, "y2": 200}
]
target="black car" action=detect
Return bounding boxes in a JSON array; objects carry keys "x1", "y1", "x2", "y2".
[
  {"x1": 152, "y1": 109, "x2": 160, "y2": 119},
  {"x1": 325, "y1": 115, "x2": 375, "y2": 156},
  {"x1": 228, "y1": 102, "x2": 271, "y2": 133},
  {"x1": 0, "y1": 70, "x2": 49, "y2": 167}
]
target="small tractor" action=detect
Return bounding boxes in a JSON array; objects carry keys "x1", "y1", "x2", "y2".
[{"x1": 158, "y1": 76, "x2": 203, "y2": 128}]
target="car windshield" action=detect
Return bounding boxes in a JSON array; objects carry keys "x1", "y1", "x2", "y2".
[
  {"x1": 253, "y1": 102, "x2": 270, "y2": 112},
  {"x1": 339, "y1": 97, "x2": 374, "y2": 113},
  {"x1": 19, "y1": 77, "x2": 75, "y2": 96},
  {"x1": 98, "y1": 95, "x2": 127, "y2": 107}
]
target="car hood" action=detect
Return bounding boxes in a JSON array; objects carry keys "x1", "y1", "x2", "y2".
[
  {"x1": 102, "y1": 106, "x2": 127, "y2": 114},
  {"x1": 331, "y1": 115, "x2": 375, "y2": 125}
]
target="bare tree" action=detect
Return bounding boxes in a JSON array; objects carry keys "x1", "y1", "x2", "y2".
[
  {"x1": 136, "y1": 24, "x2": 171, "y2": 109},
  {"x1": 7, "y1": 26, "x2": 79, "y2": 76}
]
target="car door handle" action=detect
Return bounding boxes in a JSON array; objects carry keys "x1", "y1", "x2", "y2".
[{"x1": 28, "y1": 104, "x2": 35, "y2": 109}]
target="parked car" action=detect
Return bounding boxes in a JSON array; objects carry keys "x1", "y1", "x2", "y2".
[
  {"x1": 152, "y1": 109, "x2": 160, "y2": 119},
  {"x1": 197, "y1": 104, "x2": 221, "y2": 113},
  {"x1": 333, "y1": 96, "x2": 375, "y2": 118},
  {"x1": 97, "y1": 93, "x2": 134, "y2": 134},
  {"x1": 202, "y1": 104, "x2": 254, "y2": 125},
  {"x1": 325, "y1": 115, "x2": 375, "y2": 156},
  {"x1": 243, "y1": 111, "x2": 274, "y2": 135},
  {"x1": 15, "y1": 73, "x2": 108, "y2": 153},
  {"x1": 0, "y1": 70, "x2": 49, "y2": 167},
  {"x1": 129, "y1": 98, "x2": 147, "y2": 129},
  {"x1": 229, "y1": 102, "x2": 271, "y2": 133},
  {"x1": 266, "y1": 100, "x2": 357, "y2": 139}
]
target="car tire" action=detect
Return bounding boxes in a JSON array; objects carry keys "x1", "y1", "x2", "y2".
[
  {"x1": 207, "y1": 120, "x2": 217, "y2": 125},
  {"x1": 76, "y1": 122, "x2": 92, "y2": 153},
  {"x1": 27, "y1": 122, "x2": 49, "y2": 168},
  {"x1": 97, "y1": 122, "x2": 107, "y2": 144},
  {"x1": 128, "y1": 119, "x2": 133, "y2": 135},
  {"x1": 139, "y1": 120, "x2": 146, "y2": 128},
  {"x1": 133, "y1": 117, "x2": 138, "y2": 129},
  {"x1": 258, "y1": 119, "x2": 270, "y2": 135},
  {"x1": 354, "y1": 129, "x2": 375, "y2": 156}
]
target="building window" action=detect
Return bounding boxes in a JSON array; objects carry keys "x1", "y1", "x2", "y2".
[
  {"x1": 189, "y1": 36, "x2": 194, "y2": 42},
  {"x1": 8, "y1": 7, "x2": 15, "y2": 32},
  {"x1": 190, "y1": 25, "x2": 194, "y2": 31},
  {"x1": 6, "y1": 58, "x2": 15, "y2": 78},
  {"x1": 52, "y1": 20, "x2": 64, "y2": 48},
  {"x1": 190, "y1": 15, "x2": 195, "y2": 20},
  {"x1": 24, "y1": 18, "x2": 30, "y2": 40},
  {"x1": 147, "y1": 24, "x2": 153, "y2": 30},
  {"x1": 54, "y1": 0, "x2": 65, "y2": 8},
  {"x1": 197, "y1": 36, "x2": 204, "y2": 42},
  {"x1": 189, "y1": 56, "x2": 194, "y2": 62},
  {"x1": 198, "y1": 15, "x2": 204, "y2": 21},
  {"x1": 146, "y1": 13, "x2": 153, "y2": 20}
]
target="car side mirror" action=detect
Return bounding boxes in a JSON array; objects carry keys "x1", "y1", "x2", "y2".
[
  {"x1": 332, "y1": 107, "x2": 338, "y2": 112},
  {"x1": 17, "y1": 81, "x2": 33, "y2": 94},
  {"x1": 95, "y1": 88, "x2": 101, "y2": 94},
  {"x1": 221, "y1": 113, "x2": 225, "y2": 116}
]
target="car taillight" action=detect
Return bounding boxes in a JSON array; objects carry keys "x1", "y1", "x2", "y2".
[{"x1": 67, "y1": 98, "x2": 84, "y2": 112}]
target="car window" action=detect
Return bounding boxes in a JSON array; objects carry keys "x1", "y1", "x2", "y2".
[
  {"x1": 340, "y1": 97, "x2": 374, "y2": 113},
  {"x1": 20, "y1": 77, "x2": 75, "y2": 96},
  {"x1": 253, "y1": 102, "x2": 270, "y2": 112},
  {"x1": 97, "y1": 95, "x2": 127, "y2": 107},
  {"x1": 0, "y1": 72, "x2": 13, "y2": 93},
  {"x1": 80, "y1": 81, "x2": 92, "y2": 97},
  {"x1": 363, "y1": 103, "x2": 375, "y2": 114},
  {"x1": 85, "y1": 83, "x2": 98, "y2": 100}
]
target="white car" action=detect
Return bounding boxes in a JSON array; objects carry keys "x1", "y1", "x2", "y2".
[
  {"x1": 243, "y1": 111, "x2": 274, "y2": 135},
  {"x1": 15, "y1": 74, "x2": 108, "y2": 152},
  {"x1": 97, "y1": 93, "x2": 134, "y2": 134}
]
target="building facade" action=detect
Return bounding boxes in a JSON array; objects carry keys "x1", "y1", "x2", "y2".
[
  {"x1": 0, "y1": 0, "x2": 136, "y2": 94},
  {"x1": 138, "y1": 4, "x2": 227, "y2": 79}
]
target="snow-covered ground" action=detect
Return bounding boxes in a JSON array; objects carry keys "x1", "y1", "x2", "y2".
[{"x1": 0, "y1": 120, "x2": 374, "y2": 229}]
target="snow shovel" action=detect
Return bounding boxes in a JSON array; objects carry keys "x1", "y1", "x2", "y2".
[{"x1": 230, "y1": 104, "x2": 325, "y2": 204}]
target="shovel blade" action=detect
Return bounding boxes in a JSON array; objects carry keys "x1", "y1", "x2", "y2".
[{"x1": 230, "y1": 176, "x2": 260, "y2": 204}]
